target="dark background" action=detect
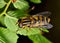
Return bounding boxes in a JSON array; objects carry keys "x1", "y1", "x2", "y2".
[{"x1": 17, "y1": 0, "x2": 60, "y2": 43}]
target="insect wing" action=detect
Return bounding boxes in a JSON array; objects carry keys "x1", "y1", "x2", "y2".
[
  {"x1": 33, "y1": 11, "x2": 51, "y2": 17},
  {"x1": 42, "y1": 24, "x2": 53, "y2": 29}
]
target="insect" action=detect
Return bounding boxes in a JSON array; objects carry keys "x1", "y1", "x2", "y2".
[{"x1": 18, "y1": 11, "x2": 53, "y2": 29}]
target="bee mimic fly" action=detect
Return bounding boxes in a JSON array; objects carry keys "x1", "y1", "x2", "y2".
[{"x1": 18, "y1": 11, "x2": 53, "y2": 29}]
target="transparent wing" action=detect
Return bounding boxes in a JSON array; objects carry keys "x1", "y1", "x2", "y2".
[
  {"x1": 42, "y1": 24, "x2": 53, "y2": 29},
  {"x1": 33, "y1": 11, "x2": 51, "y2": 17}
]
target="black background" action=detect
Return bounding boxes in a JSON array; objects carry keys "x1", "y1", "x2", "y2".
[{"x1": 16, "y1": 0, "x2": 60, "y2": 43}]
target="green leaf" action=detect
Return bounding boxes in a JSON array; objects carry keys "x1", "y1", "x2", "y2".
[
  {"x1": 12, "y1": 0, "x2": 29, "y2": 11},
  {"x1": 30, "y1": 0, "x2": 41, "y2": 3},
  {"x1": 17, "y1": 27, "x2": 41, "y2": 36},
  {"x1": 28, "y1": 34, "x2": 52, "y2": 43},
  {"x1": 40, "y1": 28, "x2": 49, "y2": 33},
  {"x1": 0, "y1": 16, "x2": 5, "y2": 26},
  {"x1": 0, "y1": 36, "x2": 5, "y2": 43},
  {"x1": 7, "y1": 10, "x2": 29, "y2": 18},
  {"x1": 0, "y1": 0, "x2": 6, "y2": 8},
  {"x1": 4, "y1": 15, "x2": 18, "y2": 32},
  {"x1": 0, "y1": 27, "x2": 18, "y2": 43}
]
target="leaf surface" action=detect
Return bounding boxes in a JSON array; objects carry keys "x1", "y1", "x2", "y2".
[
  {"x1": 0, "y1": 27, "x2": 18, "y2": 43},
  {"x1": 0, "y1": 0, "x2": 6, "y2": 8},
  {"x1": 7, "y1": 10, "x2": 29, "y2": 18},
  {"x1": 17, "y1": 27, "x2": 41, "y2": 36},
  {"x1": 4, "y1": 15, "x2": 18, "y2": 32},
  {"x1": 13, "y1": 0, "x2": 29, "y2": 10},
  {"x1": 30, "y1": 0, "x2": 41, "y2": 3},
  {"x1": 28, "y1": 34, "x2": 52, "y2": 43}
]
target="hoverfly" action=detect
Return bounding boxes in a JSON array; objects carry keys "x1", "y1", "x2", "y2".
[{"x1": 18, "y1": 11, "x2": 53, "y2": 29}]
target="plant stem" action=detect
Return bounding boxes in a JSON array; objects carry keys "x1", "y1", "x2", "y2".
[{"x1": 0, "y1": 0, "x2": 12, "y2": 16}]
